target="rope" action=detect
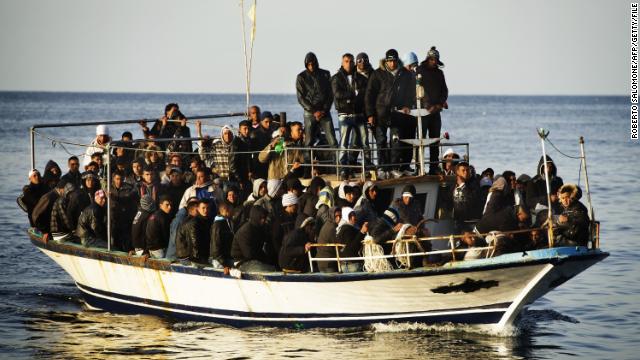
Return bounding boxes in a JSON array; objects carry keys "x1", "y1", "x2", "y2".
[
  {"x1": 361, "y1": 236, "x2": 393, "y2": 273},
  {"x1": 545, "y1": 138, "x2": 582, "y2": 160}
]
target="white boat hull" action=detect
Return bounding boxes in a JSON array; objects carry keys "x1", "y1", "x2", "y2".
[{"x1": 32, "y1": 234, "x2": 607, "y2": 329}]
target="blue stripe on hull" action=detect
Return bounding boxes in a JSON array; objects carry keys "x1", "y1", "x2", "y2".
[{"x1": 78, "y1": 283, "x2": 507, "y2": 328}]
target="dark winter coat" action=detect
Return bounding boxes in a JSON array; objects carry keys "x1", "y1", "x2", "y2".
[
  {"x1": 175, "y1": 215, "x2": 197, "y2": 260},
  {"x1": 365, "y1": 60, "x2": 415, "y2": 126},
  {"x1": 131, "y1": 209, "x2": 153, "y2": 250},
  {"x1": 231, "y1": 206, "x2": 270, "y2": 264},
  {"x1": 145, "y1": 209, "x2": 171, "y2": 251},
  {"x1": 22, "y1": 182, "x2": 49, "y2": 226},
  {"x1": 296, "y1": 52, "x2": 333, "y2": 113},
  {"x1": 415, "y1": 62, "x2": 448, "y2": 107},
  {"x1": 229, "y1": 135, "x2": 252, "y2": 183},
  {"x1": 337, "y1": 222, "x2": 365, "y2": 259},
  {"x1": 392, "y1": 198, "x2": 423, "y2": 225},
  {"x1": 331, "y1": 67, "x2": 367, "y2": 114},
  {"x1": 32, "y1": 190, "x2": 59, "y2": 233},
  {"x1": 210, "y1": 215, "x2": 235, "y2": 266},
  {"x1": 76, "y1": 203, "x2": 108, "y2": 246},
  {"x1": 555, "y1": 201, "x2": 590, "y2": 247},
  {"x1": 278, "y1": 228, "x2": 311, "y2": 272},
  {"x1": 526, "y1": 156, "x2": 563, "y2": 210}
]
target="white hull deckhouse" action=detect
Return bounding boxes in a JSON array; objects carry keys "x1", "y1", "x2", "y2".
[{"x1": 26, "y1": 117, "x2": 607, "y2": 331}]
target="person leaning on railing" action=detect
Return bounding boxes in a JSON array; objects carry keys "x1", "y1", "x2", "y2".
[{"x1": 258, "y1": 121, "x2": 305, "y2": 181}]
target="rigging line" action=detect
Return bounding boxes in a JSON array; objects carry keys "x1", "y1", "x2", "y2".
[
  {"x1": 239, "y1": 0, "x2": 250, "y2": 110},
  {"x1": 545, "y1": 138, "x2": 582, "y2": 160}
]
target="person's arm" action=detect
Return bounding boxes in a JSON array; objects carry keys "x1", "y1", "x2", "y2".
[
  {"x1": 323, "y1": 71, "x2": 334, "y2": 114},
  {"x1": 365, "y1": 71, "x2": 380, "y2": 123},
  {"x1": 296, "y1": 74, "x2": 314, "y2": 112}
]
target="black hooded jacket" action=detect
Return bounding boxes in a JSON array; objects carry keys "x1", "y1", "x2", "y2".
[
  {"x1": 231, "y1": 206, "x2": 270, "y2": 264},
  {"x1": 145, "y1": 209, "x2": 171, "y2": 251},
  {"x1": 331, "y1": 66, "x2": 367, "y2": 114},
  {"x1": 279, "y1": 228, "x2": 311, "y2": 272},
  {"x1": 43, "y1": 160, "x2": 62, "y2": 189},
  {"x1": 365, "y1": 60, "x2": 415, "y2": 125},
  {"x1": 415, "y1": 61, "x2": 448, "y2": 107},
  {"x1": 526, "y1": 156, "x2": 564, "y2": 210},
  {"x1": 296, "y1": 52, "x2": 333, "y2": 113}
]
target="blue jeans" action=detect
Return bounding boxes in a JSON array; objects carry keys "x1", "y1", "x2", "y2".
[
  {"x1": 303, "y1": 111, "x2": 337, "y2": 147},
  {"x1": 338, "y1": 114, "x2": 367, "y2": 166}
]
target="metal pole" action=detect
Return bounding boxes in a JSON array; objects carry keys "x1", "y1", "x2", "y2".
[
  {"x1": 416, "y1": 74, "x2": 425, "y2": 176},
  {"x1": 30, "y1": 127, "x2": 35, "y2": 170},
  {"x1": 537, "y1": 128, "x2": 554, "y2": 248},
  {"x1": 106, "y1": 143, "x2": 111, "y2": 252},
  {"x1": 579, "y1": 137, "x2": 594, "y2": 221},
  {"x1": 307, "y1": 251, "x2": 314, "y2": 272}
]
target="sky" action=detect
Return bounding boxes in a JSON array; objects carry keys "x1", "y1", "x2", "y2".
[{"x1": 0, "y1": 0, "x2": 629, "y2": 95}]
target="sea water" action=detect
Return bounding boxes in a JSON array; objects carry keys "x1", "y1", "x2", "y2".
[{"x1": 0, "y1": 92, "x2": 637, "y2": 359}]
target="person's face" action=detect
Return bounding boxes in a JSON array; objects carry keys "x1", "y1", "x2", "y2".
[
  {"x1": 239, "y1": 125, "x2": 249, "y2": 138},
  {"x1": 198, "y1": 203, "x2": 209, "y2": 217},
  {"x1": 456, "y1": 166, "x2": 469, "y2": 180},
  {"x1": 508, "y1": 176, "x2": 517, "y2": 190},
  {"x1": 517, "y1": 210, "x2": 530, "y2": 223},
  {"x1": 342, "y1": 56, "x2": 354, "y2": 73},
  {"x1": 248, "y1": 107, "x2": 260, "y2": 122},
  {"x1": 160, "y1": 200, "x2": 172, "y2": 214},
  {"x1": 291, "y1": 188, "x2": 301, "y2": 198},
  {"x1": 132, "y1": 163, "x2": 142, "y2": 176},
  {"x1": 285, "y1": 204, "x2": 298, "y2": 215},
  {"x1": 149, "y1": 152, "x2": 159, "y2": 163},
  {"x1": 559, "y1": 192, "x2": 572, "y2": 208},
  {"x1": 260, "y1": 118, "x2": 271, "y2": 130},
  {"x1": 85, "y1": 177, "x2": 95, "y2": 189},
  {"x1": 368, "y1": 187, "x2": 377, "y2": 200},
  {"x1": 115, "y1": 147, "x2": 125, "y2": 156},
  {"x1": 290, "y1": 125, "x2": 303, "y2": 141},
  {"x1": 385, "y1": 59, "x2": 397, "y2": 71},
  {"x1": 219, "y1": 206, "x2": 231, "y2": 218},
  {"x1": 190, "y1": 161, "x2": 199, "y2": 172},
  {"x1": 167, "y1": 106, "x2": 178, "y2": 119},
  {"x1": 334, "y1": 210, "x2": 342, "y2": 223},
  {"x1": 86, "y1": 164, "x2": 97, "y2": 173},
  {"x1": 170, "y1": 172, "x2": 182, "y2": 185},
  {"x1": 92, "y1": 156, "x2": 103, "y2": 166},
  {"x1": 95, "y1": 195, "x2": 106, "y2": 207},
  {"x1": 356, "y1": 58, "x2": 367, "y2": 71},
  {"x1": 112, "y1": 174, "x2": 122, "y2": 188},
  {"x1": 516, "y1": 182, "x2": 525, "y2": 191},
  {"x1": 546, "y1": 163, "x2": 555, "y2": 175},
  {"x1": 122, "y1": 135, "x2": 132, "y2": 142},
  {"x1": 143, "y1": 171, "x2": 153, "y2": 184},
  {"x1": 530, "y1": 230, "x2": 541, "y2": 243},
  {"x1": 222, "y1": 129, "x2": 233, "y2": 143},
  {"x1": 170, "y1": 156, "x2": 181, "y2": 167},
  {"x1": 348, "y1": 213, "x2": 357, "y2": 225},
  {"x1": 402, "y1": 195, "x2": 412, "y2": 206},
  {"x1": 227, "y1": 191, "x2": 237, "y2": 204},
  {"x1": 405, "y1": 63, "x2": 417, "y2": 72},
  {"x1": 306, "y1": 62, "x2": 316, "y2": 72},
  {"x1": 427, "y1": 57, "x2": 438, "y2": 68},
  {"x1": 345, "y1": 192, "x2": 354, "y2": 203},
  {"x1": 196, "y1": 171, "x2": 207, "y2": 185},
  {"x1": 258, "y1": 183, "x2": 267, "y2": 197},
  {"x1": 68, "y1": 159, "x2": 79, "y2": 172}
]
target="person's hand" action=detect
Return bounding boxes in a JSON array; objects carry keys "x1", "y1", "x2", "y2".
[
  {"x1": 443, "y1": 101, "x2": 449, "y2": 110},
  {"x1": 292, "y1": 162, "x2": 301, "y2": 170},
  {"x1": 462, "y1": 232, "x2": 475, "y2": 246},
  {"x1": 559, "y1": 215, "x2": 568, "y2": 223},
  {"x1": 195, "y1": 120, "x2": 203, "y2": 137},
  {"x1": 138, "y1": 120, "x2": 148, "y2": 129},
  {"x1": 427, "y1": 106, "x2": 435, "y2": 113},
  {"x1": 313, "y1": 111, "x2": 323, "y2": 121},
  {"x1": 304, "y1": 242, "x2": 312, "y2": 252},
  {"x1": 180, "y1": 117, "x2": 187, "y2": 127},
  {"x1": 393, "y1": 223, "x2": 404, "y2": 232},
  {"x1": 223, "y1": 267, "x2": 231, "y2": 275},
  {"x1": 361, "y1": 222, "x2": 369, "y2": 234},
  {"x1": 269, "y1": 136, "x2": 280, "y2": 148},
  {"x1": 401, "y1": 107, "x2": 410, "y2": 114},
  {"x1": 367, "y1": 116, "x2": 376, "y2": 126},
  {"x1": 161, "y1": 116, "x2": 168, "y2": 127}
]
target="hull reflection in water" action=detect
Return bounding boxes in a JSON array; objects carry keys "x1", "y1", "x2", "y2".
[{"x1": 30, "y1": 231, "x2": 607, "y2": 331}]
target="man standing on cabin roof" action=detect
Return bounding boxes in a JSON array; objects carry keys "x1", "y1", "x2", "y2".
[
  {"x1": 296, "y1": 52, "x2": 337, "y2": 152},
  {"x1": 416, "y1": 46, "x2": 449, "y2": 175},
  {"x1": 83, "y1": 125, "x2": 111, "y2": 167},
  {"x1": 331, "y1": 53, "x2": 368, "y2": 180},
  {"x1": 365, "y1": 49, "x2": 416, "y2": 180}
]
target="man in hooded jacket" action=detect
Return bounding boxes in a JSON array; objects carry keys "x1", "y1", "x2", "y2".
[
  {"x1": 296, "y1": 52, "x2": 337, "y2": 150},
  {"x1": 526, "y1": 155, "x2": 564, "y2": 211},
  {"x1": 231, "y1": 205, "x2": 275, "y2": 272}
]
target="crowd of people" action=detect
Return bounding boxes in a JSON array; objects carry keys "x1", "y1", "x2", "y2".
[{"x1": 19, "y1": 49, "x2": 593, "y2": 274}]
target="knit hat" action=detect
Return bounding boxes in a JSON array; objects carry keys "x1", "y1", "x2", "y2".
[
  {"x1": 356, "y1": 52, "x2": 369, "y2": 63},
  {"x1": 282, "y1": 193, "x2": 298, "y2": 207},
  {"x1": 140, "y1": 195, "x2": 156, "y2": 212},
  {"x1": 267, "y1": 179, "x2": 282, "y2": 198},
  {"x1": 442, "y1": 148, "x2": 456, "y2": 159},
  {"x1": 426, "y1": 46, "x2": 444, "y2": 66},
  {"x1": 383, "y1": 208, "x2": 399, "y2": 224},
  {"x1": 96, "y1": 124, "x2": 109, "y2": 136},
  {"x1": 402, "y1": 52, "x2": 418, "y2": 66},
  {"x1": 385, "y1": 49, "x2": 399, "y2": 61},
  {"x1": 81, "y1": 171, "x2": 99, "y2": 180},
  {"x1": 261, "y1": 111, "x2": 273, "y2": 119}
]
